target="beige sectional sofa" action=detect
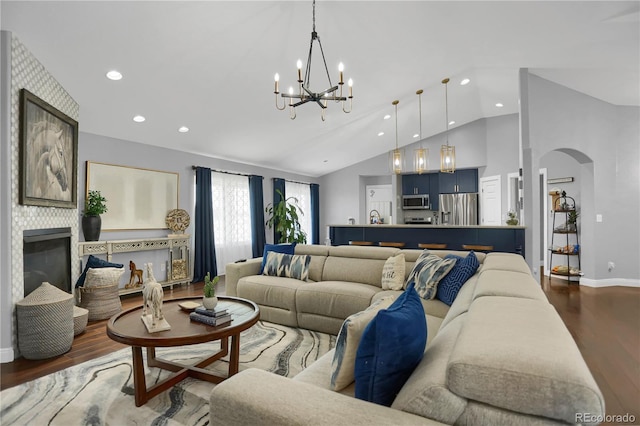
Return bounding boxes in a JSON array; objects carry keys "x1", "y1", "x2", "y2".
[{"x1": 215, "y1": 245, "x2": 605, "y2": 425}]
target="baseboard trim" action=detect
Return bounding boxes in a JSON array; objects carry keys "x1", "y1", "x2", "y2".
[
  {"x1": 580, "y1": 278, "x2": 640, "y2": 288},
  {"x1": 0, "y1": 347, "x2": 15, "y2": 363}
]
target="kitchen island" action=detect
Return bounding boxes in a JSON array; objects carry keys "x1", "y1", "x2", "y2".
[{"x1": 329, "y1": 224, "x2": 525, "y2": 256}]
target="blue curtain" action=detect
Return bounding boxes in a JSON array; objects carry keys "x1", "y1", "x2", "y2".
[
  {"x1": 310, "y1": 183, "x2": 320, "y2": 244},
  {"x1": 272, "y1": 178, "x2": 286, "y2": 243},
  {"x1": 193, "y1": 167, "x2": 217, "y2": 282},
  {"x1": 249, "y1": 175, "x2": 266, "y2": 257}
]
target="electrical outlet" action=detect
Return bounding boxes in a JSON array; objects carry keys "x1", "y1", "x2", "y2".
[
  {"x1": 160, "y1": 262, "x2": 166, "y2": 272},
  {"x1": 608, "y1": 261, "x2": 615, "y2": 271}
]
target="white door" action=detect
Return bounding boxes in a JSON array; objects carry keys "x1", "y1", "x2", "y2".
[
  {"x1": 480, "y1": 175, "x2": 502, "y2": 226},
  {"x1": 366, "y1": 185, "x2": 392, "y2": 224}
]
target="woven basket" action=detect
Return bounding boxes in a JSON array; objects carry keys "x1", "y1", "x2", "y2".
[
  {"x1": 16, "y1": 282, "x2": 74, "y2": 360},
  {"x1": 73, "y1": 306, "x2": 89, "y2": 335},
  {"x1": 77, "y1": 284, "x2": 122, "y2": 321}
]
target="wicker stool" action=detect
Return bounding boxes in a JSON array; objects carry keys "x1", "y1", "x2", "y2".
[
  {"x1": 16, "y1": 282, "x2": 74, "y2": 360},
  {"x1": 73, "y1": 306, "x2": 89, "y2": 336},
  {"x1": 78, "y1": 284, "x2": 122, "y2": 321}
]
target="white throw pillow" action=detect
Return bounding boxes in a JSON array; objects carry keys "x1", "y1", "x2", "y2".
[
  {"x1": 84, "y1": 267, "x2": 125, "y2": 288},
  {"x1": 330, "y1": 296, "x2": 396, "y2": 391},
  {"x1": 381, "y1": 253, "x2": 405, "y2": 291}
]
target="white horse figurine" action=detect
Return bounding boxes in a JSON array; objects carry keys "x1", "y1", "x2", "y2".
[{"x1": 142, "y1": 263, "x2": 164, "y2": 326}]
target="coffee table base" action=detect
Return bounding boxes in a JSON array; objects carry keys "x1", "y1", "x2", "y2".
[{"x1": 131, "y1": 335, "x2": 238, "y2": 407}]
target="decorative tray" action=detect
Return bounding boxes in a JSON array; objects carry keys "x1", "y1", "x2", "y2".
[{"x1": 178, "y1": 301, "x2": 201, "y2": 312}]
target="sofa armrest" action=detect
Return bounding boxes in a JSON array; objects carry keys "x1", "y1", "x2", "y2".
[
  {"x1": 224, "y1": 258, "x2": 262, "y2": 296},
  {"x1": 210, "y1": 369, "x2": 443, "y2": 426}
]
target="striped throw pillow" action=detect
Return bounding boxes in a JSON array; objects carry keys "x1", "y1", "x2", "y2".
[
  {"x1": 330, "y1": 296, "x2": 396, "y2": 391},
  {"x1": 405, "y1": 250, "x2": 456, "y2": 300}
]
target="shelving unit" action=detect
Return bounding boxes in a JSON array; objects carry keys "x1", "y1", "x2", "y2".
[
  {"x1": 78, "y1": 235, "x2": 191, "y2": 296},
  {"x1": 548, "y1": 193, "x2": 581, "y2": 282}
]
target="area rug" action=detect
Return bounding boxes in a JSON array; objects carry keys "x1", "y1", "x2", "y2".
[{"x1": 0, "y1": 321, "x2": 335, "y2": 426}]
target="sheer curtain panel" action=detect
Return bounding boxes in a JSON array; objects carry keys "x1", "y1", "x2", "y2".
[{"x1": 212, "y1": 172, "x2": 253, "y2": 275}]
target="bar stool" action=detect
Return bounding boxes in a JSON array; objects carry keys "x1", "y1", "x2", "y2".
[
  {"x1": 349, "y1": 241, "x2": 374, "y2": 246},
  {"x1": 462, "y1": 244, "x2": 494, "y2": 252},
  {"x1": 378, "y1": 242, "x2": 406, "y2": 248},
  {"x1": 418, "y1": 243, "x2": 448, "y2": 249}
]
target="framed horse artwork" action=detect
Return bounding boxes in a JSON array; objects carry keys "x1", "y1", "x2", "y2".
[{"x1": 19, "y1": 89, "x2": 78, "y2": 208}]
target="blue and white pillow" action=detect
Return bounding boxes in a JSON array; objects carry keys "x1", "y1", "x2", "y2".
[
  {"x1": 260, "y1": 243, "x2": 296, "y2": 274},
  {"x1": 405, "y1": 250, "x2": 457, "y2": 300},
  {"x1": 262, "y1": 252, "x2": 310, "y2": 281},
  {"x1": 330, "y1": 296, "x2": 396, "y2": 391},
  {"x1": 436, "y1": 251, "x2": 480, "y2": 306}
]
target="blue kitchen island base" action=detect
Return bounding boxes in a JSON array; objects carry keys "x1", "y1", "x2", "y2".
[{"x1": 329, "y1": 225, "x2": 525, "y2": 257}]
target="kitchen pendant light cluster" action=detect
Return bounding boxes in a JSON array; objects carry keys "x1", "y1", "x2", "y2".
[
  {"x1": 273, "y1": 0, "x2": 353, "y2": 121},
  {"x1": 388, "y1": 77, "x2": 457, "y2": 175}
]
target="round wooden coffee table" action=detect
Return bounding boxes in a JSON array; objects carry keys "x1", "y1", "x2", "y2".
[{"x1": 107, "y1": 296, "x2": 259, "y2": 406}]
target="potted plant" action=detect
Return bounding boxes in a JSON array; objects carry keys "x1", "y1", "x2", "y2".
[
  {"x1": 265, "y1": 189, "x2": 307, "y2": 244},
  {"x1": 567, "y1": 210, "x2": 579, "y2": 231},
  {"x1": 202, "y1": 272, "x2": 219, "y2": 310},
  {"x1": 82, "y1": 190, "x2": 107, "y2": 241},
  {"x1": 506, "y1": 210, "x2": 519, "y2": 226}
]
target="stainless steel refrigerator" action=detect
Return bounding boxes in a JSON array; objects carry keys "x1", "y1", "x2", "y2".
[{"x1": 439, "y1": 193, "x2": 479, "y2": 225}]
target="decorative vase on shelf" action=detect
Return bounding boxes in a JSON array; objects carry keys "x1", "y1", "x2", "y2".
[
  {"x1": 202, "y1": 296, "x2": 218, "y2": 310},
  {"x1": 82, "y1": 215, "x2": 102, "y2": 241}
]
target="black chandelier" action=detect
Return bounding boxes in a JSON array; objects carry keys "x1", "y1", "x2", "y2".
[{"x1": 273, "y1": 0, "x2": 353, "y2": 120}]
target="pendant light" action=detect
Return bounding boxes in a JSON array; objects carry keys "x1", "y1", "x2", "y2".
[
  {"x1": 440, "y1": 78, "x2": 456, "y2": 173},
  {"x1": 413, "y1": 89, "x2": 428, "y2": 174},
  {"x1": 389, "y1": 100, "x2": 404, "y2": 175}
]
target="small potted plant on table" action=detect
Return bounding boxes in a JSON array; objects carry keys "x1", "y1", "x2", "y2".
[{"x1": 202, "y1": 272, "x2": 219, "y2": 310}]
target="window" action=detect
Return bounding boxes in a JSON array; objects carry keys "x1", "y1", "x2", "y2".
[
  {"x1": 212, "y1": 172, "x2": 252, "y2": 274},
  {"x1": 285, "y1": 181, "x2": 312, "y2": 243}
]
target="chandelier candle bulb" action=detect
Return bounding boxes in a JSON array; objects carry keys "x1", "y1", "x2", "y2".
[
  {"x1": 274, "y1": 73, "x2": 280, "y2": 93},
  {"x1": 339, "y1": 62, "x2": 344, "y2": 84},
  {"x1": 348, "y1": 79, "x2": 353, "y2": 97},
  {"x1": 297, "y1": 60, "x2": 303, "y2": 82}
]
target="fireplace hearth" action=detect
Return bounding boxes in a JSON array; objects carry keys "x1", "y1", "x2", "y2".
[{"x1": 23, "y1": 228, "x2": 72, "y2": 297}]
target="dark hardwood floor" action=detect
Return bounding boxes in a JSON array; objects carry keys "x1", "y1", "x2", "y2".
[{"x1": 2, "y1": 275, "x2": 638, "y2": 424}]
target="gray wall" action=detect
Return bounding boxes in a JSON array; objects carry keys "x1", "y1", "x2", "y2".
[
  {"x1": 319, "y1": 114, "x2": 520, "y2": 233},
  {"x1": 79, "y1": 131, "x2": 319, "y2": 245},
  {"x1": 522, "y1": 72, "x2": 639, "y2": 282}
]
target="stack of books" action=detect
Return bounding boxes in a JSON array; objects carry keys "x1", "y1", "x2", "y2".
[{"x1": 189, "y1": 306, "x2": 232, "y2": 326}]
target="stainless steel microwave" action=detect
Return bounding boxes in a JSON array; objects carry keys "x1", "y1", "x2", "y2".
[{"x1": 402, "y1": 194, "x2": 430, "y2": 210}]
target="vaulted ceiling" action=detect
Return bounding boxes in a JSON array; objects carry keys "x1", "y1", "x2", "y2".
[{"x1": 2, "y1": 1, "x2": 638, "y2": 177}]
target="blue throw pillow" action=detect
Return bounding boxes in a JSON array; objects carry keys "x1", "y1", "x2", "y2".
[
  {"x1": 354, "y1": 282, "x2": 427, "y2": 406},
  {"x1": 436, "y1": 251, "x2": 480, "y2": 306},
  {"x1": 259, "y1": 243, "x2": 296, "y2": 274},
  {"x1": 75, "y1": 255, "x2": 124, "y2": 288}
]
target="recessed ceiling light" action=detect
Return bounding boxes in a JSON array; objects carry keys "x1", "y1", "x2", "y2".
[
  {"x1": 449, "y1": 120, "x2": 455, "y2": 126},
  {"x1": 133, "y1": 115, "x2": 145, "y2": 122},
  {"x1": 413, "y1": 133, "x2": 419, "y2": 138},
  {"x1": 383, "y1": 114, "x2": 391, "y2": 120},
  {"x1": 378, "y1": 132, "x2": 384, "y2": 136},
  {"x1": 178, "y1": 126, "x2": 189, "y2": 133},
  {"x1": 460, "y1": 78, "x2": 470, "y2": 86},
  {"x1": 106, "y1": 70, "x2": 122, "y2": 81},
  {"x1": 323, "y1": 159, "x2": 328, "y2": 163},
  {"x1": 495, "y1": 103, "x2": 504, "y2": 108}
]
